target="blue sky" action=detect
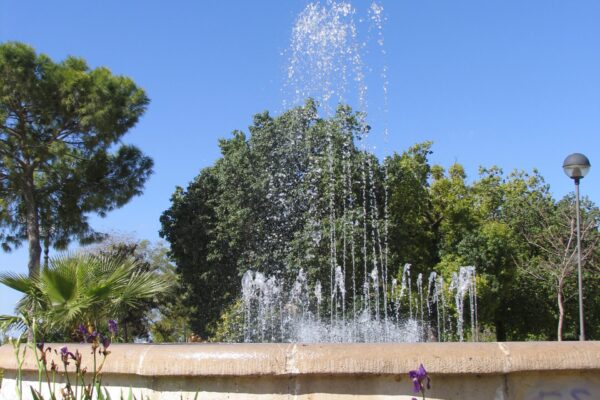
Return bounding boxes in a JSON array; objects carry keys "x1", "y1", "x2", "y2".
[{"x1": 1, "y1": 0, "x2": 599, "y2": 316}]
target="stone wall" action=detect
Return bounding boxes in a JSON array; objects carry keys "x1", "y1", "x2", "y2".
[{"x1": 1, "y1": 342, "x2": 599, "y2": 399}]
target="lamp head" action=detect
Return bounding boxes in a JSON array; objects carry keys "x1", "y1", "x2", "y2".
[{"x1": 563, "y1": 153, "x2": 591, "y2": 180}]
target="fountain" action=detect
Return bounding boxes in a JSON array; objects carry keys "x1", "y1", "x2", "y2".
[
  {"x1": 239, "y1": 0, "x2": 478, "y2": 344},
  {"x1": 241, "y1": 265, "x2": 477, "y2": 343}
]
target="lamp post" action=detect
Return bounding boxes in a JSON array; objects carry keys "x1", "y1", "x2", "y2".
[{"x1": 562, "y1": 153, "x2": 591, "y2": 341}]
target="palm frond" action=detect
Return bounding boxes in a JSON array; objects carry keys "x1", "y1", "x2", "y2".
[
  {"x1": 116, "y1": 272, "x2": 171, "y2": 309},
  {"x1": 0, "y1": 272, "x2": 36, "y2": 294},
  {"x1": 1, "y1": 252, "x2": 173, "y2": 336},
  {"x1": 0, "y1": 313, "x2": 29, "y2": 334},
  {"x1": 40, "y1": 266, "x2": 79, "y2": 306}
]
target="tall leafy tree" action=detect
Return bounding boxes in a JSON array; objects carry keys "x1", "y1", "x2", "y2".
[
  {"x1": 452, "y1": 167, "x2": 518, "y2": 341},
  {"x1": 160, "y1": 169, "x2": 231, "y2": 337},
  {"x1": 160, "y1": 101, "x2": 378, "y2": 336},
  {"x1": 0, "y1": 42, "x2": 153, "y2": 277},
  {"x1": 385, "y1": 142, "x2": 439, "y2": 272}
]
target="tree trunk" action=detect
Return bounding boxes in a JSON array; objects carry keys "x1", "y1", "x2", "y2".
[
  {"x1": 557, "y1": 284, "x2": 565, "y2": 341},
  {"x1": 43, "y1": 232, "x2": 50, "y2": 270},
  {"x1": 23, "y1": 170, "x2": 41, "y2": 341},
  {"x1": 24, "y1": 172, "x2": 41, "y2": 277}
]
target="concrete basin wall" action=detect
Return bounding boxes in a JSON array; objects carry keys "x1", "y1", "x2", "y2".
[{"x1": 1, "y1": 342, "x2": 599, "y2": 399}]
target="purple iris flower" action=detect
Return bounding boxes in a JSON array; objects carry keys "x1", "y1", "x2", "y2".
[
  {"x1": 108, "y1": 319, "x2": 118, "y2": 335},
  {"x1": 60, "y1": 346, "x2": 76, "y2": 363},
  {"x1": 408, "y1": 363, "x2": 431, "y2": 394},
  {"x1": 88, "y1": 330, "x2": 99, "y2": 342},
  {"x1": 78, "y1": 324, "x2": 90, "y2": 342},
  {"x1": 101, "y1": 335, "x2": 111, "y2": 349},
  {"x1": 78, "y1": 324, "x2": 100, "y2": 343}
]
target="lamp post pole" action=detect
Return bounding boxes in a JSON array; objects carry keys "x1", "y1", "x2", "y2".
[
  {"x1": 562, "y1": 153, "x2": 591, "y2": 342},
  {"x1": 574, "y1": 177, "x2": 585, "y2": 341}
]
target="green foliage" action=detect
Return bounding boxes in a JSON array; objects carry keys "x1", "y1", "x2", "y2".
[
  {"x1": 0, "y1": 42, "x2": 153, "y2": 276},
  {"x1": 160, "y1": 101, "x2": 380, "y2": 337},
  {"x1": 385, "y1": 142, "x2": 438, "y2": 271},
  {"x1": 87, "y1": 239, "x2": 188, "y2": 342},
  {"x1": 207, "y1": 300, "x2": 244, "y2": 342},
  {"x1": 161, "y1": 102, "x2": 600, "y2": 341},
  {"x1": 513, "y1": 194, "x2": 600, "y2": 340},
  {"x1": 0, "y1": 252, "x2": 172, "y2": 340},
  {"x1": 159, "y1": 170, "x2": 228, "y2": 338},
  {"x1": 146, "y1": 242, "x2": 192, "y2": 343}
]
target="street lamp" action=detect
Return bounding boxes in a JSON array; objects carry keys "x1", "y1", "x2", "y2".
[{"x1": 562, "y1": 153, "x2": 591, "y2": 341}]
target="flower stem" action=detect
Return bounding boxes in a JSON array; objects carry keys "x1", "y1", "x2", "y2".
[{"x1": 90, "y1": 348, "x2": 97, "y2": 399}]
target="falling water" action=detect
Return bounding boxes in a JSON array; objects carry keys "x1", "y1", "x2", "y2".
[
  {"x1": 448, "y1": 266, "x2": 478, "y2": 342},
  {"x1": 242, "y1": 265, "x2": 478, "y2": 343},
  {"x1": 284, "y1": 0, "x2": 367, "y2": 112},
  {"x1": 239, "y1": 0, "x2": 479, "y2": 343}
]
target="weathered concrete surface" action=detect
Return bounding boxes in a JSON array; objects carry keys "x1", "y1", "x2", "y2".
[{"x1": 1, "y1": 342, "x2": 599, "y2": 399}]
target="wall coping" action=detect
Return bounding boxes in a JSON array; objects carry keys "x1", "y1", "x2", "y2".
[{"x1": 1, "y1": 341, "x2": 599, "y2": 377}]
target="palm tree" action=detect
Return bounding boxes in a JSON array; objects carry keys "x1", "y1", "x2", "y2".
[{"x1": 0, "y1": 253, "x2": 172, "y2": 340}]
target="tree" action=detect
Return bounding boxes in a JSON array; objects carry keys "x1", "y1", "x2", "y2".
[
  {"x1": 451, "y1": 167, "x2": 520, "y2": 341},
  {"x1": 160, "y1": 101, "x2": 380, "y2": 336},
  {"x1": 425, "y1": 165, "x2": 558, "y2": 341},
  {"x1": 385, "y1": 142, "x2": 439, "y2": 271},
  {"x1": 429, "y1": 163, "x2": 478, "y2": 257},
  {"x1": 517, "y1": 195, "x2": 600, "y2": 340},
  {"x1": 0, "y1": 42, "x2": 153, "y2": 277},
  {"x1": 160, "y1": 168, "x2": 234, "y2": 338},
  {"x1": 0, "y1": 252, "x2": 172, "y2": 341}
]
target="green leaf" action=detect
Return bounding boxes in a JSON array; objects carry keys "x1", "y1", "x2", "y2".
[
  {"x1": 30, "y1": 387, "x2": 44, "y2": 400},
  {"x1": 96, "y1": 382, "x2": 105, "y2": 400}
]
